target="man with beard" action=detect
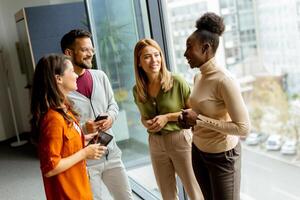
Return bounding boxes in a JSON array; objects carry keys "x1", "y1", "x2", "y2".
[{"x1": 60, "y1": 29, "x2": 133, "y2": 200}]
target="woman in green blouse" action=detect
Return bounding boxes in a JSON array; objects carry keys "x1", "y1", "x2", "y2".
[{"x1": 133, "y1": 38, "x2": 203, "y2": 200}]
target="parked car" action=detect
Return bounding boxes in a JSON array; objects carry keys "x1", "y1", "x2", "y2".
[
  {"x1": 266, "y1": 135, "x2": 283, "y2": 151},
  {"x1": 245, "y1": 132, "x2": 269, "y2": 146},
  {"x1": 280, "y1": 140, "x2": 297, "y2": 155},
  {"x1": 245, "y1": 133, "x2": 260, "y2": 145}
]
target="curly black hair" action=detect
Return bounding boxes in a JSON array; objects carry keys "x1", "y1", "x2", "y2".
[
  {"x1": 196, "y1": 12, "x2": 225, "y2": 36},
  {"x1": 194, "y1": 12, "x2": 225, "y2": 53}
]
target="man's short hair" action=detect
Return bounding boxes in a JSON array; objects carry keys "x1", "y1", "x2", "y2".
[{"x1": 60, "y1": 29, "x2": 92, "y2": 53}]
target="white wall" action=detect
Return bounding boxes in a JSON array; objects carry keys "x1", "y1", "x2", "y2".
[
  {"x1": 0, "y1": 43, "x2": 15, "y2": 140},
  {"x1": 0, "y1": 0, "x2": 82, "y2": 140}
]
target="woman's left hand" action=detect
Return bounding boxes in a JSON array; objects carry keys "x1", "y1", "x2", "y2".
[{"x1": 148, "y1": 115, "x2": 168, "y2": 132}]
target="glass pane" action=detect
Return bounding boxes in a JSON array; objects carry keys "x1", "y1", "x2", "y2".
[
  {"x1": 165, "y1": 0, "x2": 300, "y2": 200},
  {"x1": 86, "y1": 0, "x2": 161, "y2": 199}
]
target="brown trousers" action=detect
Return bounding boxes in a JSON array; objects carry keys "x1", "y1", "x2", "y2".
[
  {"x1": 192, "y1": 142, "x2": 241, "y2": 200},
  {"x1": 149, "y1": 130, "x2": 203, "y2": 200}
]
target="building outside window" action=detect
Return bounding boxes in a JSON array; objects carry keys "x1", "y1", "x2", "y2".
[
  {"x1": 165, "y1": 0, "x2": 300, "y2": 199},
  {"x1": 86, "y1": 0, "x2": 300, "y2": 199},
  {"x1": 86, "y1": 0, "x2": 167, "y2": 199}
]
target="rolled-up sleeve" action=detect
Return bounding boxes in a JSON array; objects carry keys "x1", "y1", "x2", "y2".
[{"x1": 39, "y1": 116, "x2": 63, "y2": 175}]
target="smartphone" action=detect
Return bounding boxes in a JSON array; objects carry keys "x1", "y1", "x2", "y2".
[
  {"x1": 88, "y1": 132, "x2": 113, "y2": 146},
  {"x1": 94, "y1": 115, "x2": 108, "y2": 122}
]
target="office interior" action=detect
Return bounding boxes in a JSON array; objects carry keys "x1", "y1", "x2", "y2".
[{"x1": 1, "y1": 0, "x2": 300, "y2": 199}]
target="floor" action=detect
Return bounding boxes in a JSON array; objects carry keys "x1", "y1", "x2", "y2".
[
  {"x1": 127, "y1": 165, "x2": 162, "y2": 199},
  {"x1": 0, "y1": 137, "x2": 44, "y2": 200},
  {"x1": 0, "y1": 135, "x2": 143, "y2": 200},
  {"x1": 117, "y1": 137, "x2": 150, "y2": 167}
]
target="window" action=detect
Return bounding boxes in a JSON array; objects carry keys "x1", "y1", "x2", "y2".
[
  {"x1": 86, "y1": 0, "x2": 188, "y2": 199},
  {"x1": 86, "y1": 0, "x2": 165, "y2": 199},
  {"x1": 165, "y1": 0, "x2": 300, "y2": 199},
  {"x1": 86, "y1": 0, "x2": 300, "y2": 199}
]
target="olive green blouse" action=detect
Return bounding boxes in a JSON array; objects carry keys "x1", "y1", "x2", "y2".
[{"x1": 133, "y1": 74, "x2": 190, "y2": 133}]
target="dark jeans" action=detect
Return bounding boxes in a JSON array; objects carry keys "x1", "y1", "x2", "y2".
[{"x1": 192, "y1": 142, "x2": 241, "y2": 200}]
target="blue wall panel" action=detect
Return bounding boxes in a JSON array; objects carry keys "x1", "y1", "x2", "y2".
[{"x1": 25, "y1": 2, "x2": 88, "y2": 63}]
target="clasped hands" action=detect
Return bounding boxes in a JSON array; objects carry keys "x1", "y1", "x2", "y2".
[
  {"x1": 178, "y1": 109, "x2": 198, "y2": 129},
  {"x1": 142, "y1": 115, "x2": 168, "y2": 133}
]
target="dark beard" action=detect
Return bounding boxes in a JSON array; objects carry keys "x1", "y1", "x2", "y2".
[{"x1": 74, "y1": 60, "x2": 92, "y2": 69}]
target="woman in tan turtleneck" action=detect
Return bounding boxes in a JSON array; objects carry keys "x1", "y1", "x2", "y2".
[{"x1": 179, "y1": 12, "x2": 250, "y2": 200}]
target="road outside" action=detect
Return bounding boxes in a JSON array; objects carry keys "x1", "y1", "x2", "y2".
[{"x1": 241, "y1": 142, "x2": 300, "y2": 200}]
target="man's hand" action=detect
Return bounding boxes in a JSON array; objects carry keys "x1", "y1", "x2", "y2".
[
  {"x1": 85, "y1": 120, "x2": 100, "y2": 133},
  {"x1": 85, "y1": 115, "x2": 113, "y2": 133},
  {"x1": 98, "y1": 116, "x2": 113, "y2": 132}
]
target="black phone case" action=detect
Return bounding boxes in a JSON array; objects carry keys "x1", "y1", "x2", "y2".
[
  {"x1": 94, "y1": 115, "x2": 108, "y2": 122},
  {"x1": 98, "y1": 132, "x2": 113, "y2": 146},
  {"x1": 89, "y1": 132, "x2": 113, "y2": 146}
]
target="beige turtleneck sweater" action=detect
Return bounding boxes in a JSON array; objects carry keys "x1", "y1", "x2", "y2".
[{"x1": 189, "y1": 58, "x2": 250, "y2": 153}]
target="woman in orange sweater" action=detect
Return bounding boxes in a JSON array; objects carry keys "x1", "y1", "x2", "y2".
[{"x1": 30, "y1": 54, "x2": 106, "y2": 200}]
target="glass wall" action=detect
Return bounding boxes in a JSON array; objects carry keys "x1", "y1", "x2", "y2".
[
  {"x1": 85, "y1": 0, "x2": 300, "y2": 199},
  {"x1": 165, "y1": 0, "x2": 300, "y2": 200},
  {"x1": 86, "y1": 0, "x2": 150, "y2": 165},
  {"x1": 86, "y1": 0, "x2": 163, "y2": 199}
]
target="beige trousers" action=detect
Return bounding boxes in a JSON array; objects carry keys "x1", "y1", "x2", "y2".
[{"x1": 149, "y1": 129, "x2": 203, "y2": 200}]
